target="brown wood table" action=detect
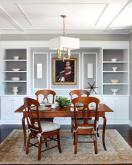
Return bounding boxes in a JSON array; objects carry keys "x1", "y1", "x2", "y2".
[{"x1": 15, "y1": 103, "x2": 113, "y2": 151}]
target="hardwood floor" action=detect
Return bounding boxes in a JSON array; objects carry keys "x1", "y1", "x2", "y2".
[{"x1": 0, "y1": 124, "x2": 132, "y2": 165}]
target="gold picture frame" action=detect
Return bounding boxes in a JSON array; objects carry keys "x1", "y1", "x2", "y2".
[{"x1": 52, "y1": 58, "x2": 77, "y2": 85}]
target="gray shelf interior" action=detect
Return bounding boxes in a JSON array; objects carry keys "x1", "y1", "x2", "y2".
[
  {"x1": 103, "y1": 49, "x2": 128, "y2": 95},
  {"x1": 4, "y1": 49, "x2": 27, "y2": 95},
  {"x1": 103, "y1": 85, "x2": 128, "y2": 95},
  {"x1": 5, "y1": 49, "x2": 26, "y2": 59},
  {"x1": 103, "y1": 63, "x2": 128, "y2": 71},
  {"x1": 103, "y1": 49, "x2": 128, "y2": 61},
  {"x1": 103, "y1": 72, "x2": 128, "y2": 83},
  {"x1": 4, "y1": 82, "x2": 27, "y2": 95},
  {"x1": 5, "y1": 72, "x2": 26, "y2": 81}
]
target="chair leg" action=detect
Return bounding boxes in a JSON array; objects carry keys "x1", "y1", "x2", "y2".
[
  {"x1": 71, "y1": 118, "x2": 74, "y2": 134},
  {"x1": 73, "y1": 132, "x2": 75, "y2": 145},
  {"x1": 44, "y1": 138, "x2": 48, "y2": 147},
  {"x1": 57, "y1": 132, "x2": 62, "y2": 153},
  {"x1": 26, "y1": 134, "x2": 31, "y2": 154},
  {"x1": 93, "y1": 134, "x2": 98, "y2": 154},
  {"x1": 38, "y1": 137, "x2": 42, "y2": 161},
  {"x1": 74, "y1": 133, "x2": 78, "y2": 154},
  {"x1": 97, "y1": 127, "x2": 99, "y2": 137}
]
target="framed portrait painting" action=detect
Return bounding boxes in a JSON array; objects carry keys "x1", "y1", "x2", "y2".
[{"x1": 52, "y1": 58, "x2": 77, "y2": 85}]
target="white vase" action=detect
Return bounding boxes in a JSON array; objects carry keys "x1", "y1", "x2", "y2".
[{"x1": 12, "y1": 87, "x2": 19, "y2": 95}]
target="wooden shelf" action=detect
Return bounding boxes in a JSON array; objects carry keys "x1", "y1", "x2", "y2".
[
  {"x1": 103, "y1": 61, "x2": 128, "y2": 64},
  {"x1": 103, "y1": 83, "x2": 128, "y2": 85},
  {"x1": 3, "y1": 81, "x2": 27, "y2": 82},
  {"x1": 3, "y1": 71, "x2": 27, "y2": 72},
  {"x1": 103, "y1": 71, "x2": 128, "y2": 73},
  {"x1": 4, "y1": 59, "x2": 27, "y2": 61}
]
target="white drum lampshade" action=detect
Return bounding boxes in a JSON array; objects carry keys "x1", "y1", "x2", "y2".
[
  {"x1": 87, "y1": 63, "x2": 93, "y2": 78},
  {"x1": 48, "y1": 36, "x2": 80, "y2": 50}
]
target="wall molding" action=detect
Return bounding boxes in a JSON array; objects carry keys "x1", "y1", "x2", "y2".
[{"x1": 129, "y1": 120, "x2": 132, "y2": 127}]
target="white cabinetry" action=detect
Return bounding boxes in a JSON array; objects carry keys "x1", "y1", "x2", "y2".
[
  {"x1": 100, "y1": 96, "x2": 129, "y2": 124},
  {"x1": 1, "y1": 96, "x2": 24, "y2": 124}
]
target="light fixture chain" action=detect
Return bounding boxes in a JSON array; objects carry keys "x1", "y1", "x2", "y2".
[{"x1": 61, "y1": 15, "x2": 66, "y2": 36}]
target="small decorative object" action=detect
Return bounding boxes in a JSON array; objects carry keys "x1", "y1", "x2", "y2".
[
  {"x1": 37, "y1": 64, "x2": 42, "y2": 79},
  {"x1": 111, "y1": 79, "x2": 119, "y2": 84},
  {"x1": 112, "y1": 67, "x2": 117, "y2": 72},
  {"x1": 12, "y1": 86, "x2": 19, "y2": 95},
  {"x1": 13, "y1": 56, "x2": 19, "y2": 60},
  {"x1": 111, "y1": 58, "x2": 117, "y2": 62},
  {"x1": 87, "y1": 81, "x2": 98, "y2": 94},
  {"x1": 52, "y1": 58, "x2": 77, "y2": 85},
  {"x1": 87, "y1": 63, "x2": 93, "y2": 78},
  {"x1": 111, "y1": 89, "x2": 118, "y2": 95},
  {"x1": 12, "y1": 68, "x2": 20, "y2": 71},
  {"x1": 11, "y1": 77, "x2": 20, "y2": 81},
  {"x1": 56, "y1": 96, "x2": 71, "y2": 108},
  {"x1": 51, "y1": 104, "x2": 56, "y2": 109}
]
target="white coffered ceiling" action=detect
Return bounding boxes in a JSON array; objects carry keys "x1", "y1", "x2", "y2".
[{"x1": 0, "y1": 0, "x2": 132, "y2": 34}]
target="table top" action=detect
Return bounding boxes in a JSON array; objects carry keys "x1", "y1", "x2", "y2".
[{"x1": 15, "y1": 103, "x2": 113, "y2": 113}]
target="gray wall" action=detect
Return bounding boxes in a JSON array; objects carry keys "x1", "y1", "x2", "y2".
[{"x1": 129, "y1": 33, "x2": 132, "y2": 122}]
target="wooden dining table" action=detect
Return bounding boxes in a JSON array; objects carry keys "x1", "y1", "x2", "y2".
[{"x1": 15, "y1": 103, "x2": 113, "y2": 151}]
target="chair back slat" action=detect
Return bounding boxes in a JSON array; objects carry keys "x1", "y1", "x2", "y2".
[
  {"x1": 35, "y1": 90, "x2": 56, "y2": 104},
  {"x1": 72, "y1": 97, "x2": 100, "y2": 130},
  {"x1": 24, "y1": 97, "x2": 41, "y2": 133}
]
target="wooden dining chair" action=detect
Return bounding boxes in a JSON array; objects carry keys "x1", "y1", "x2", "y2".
[
  {"x1": 24, "y1": 97, "x2": 62, "y2": 160},
  {"x1": 69, "y1": 90, "x2": 90, "y2": 99},
  {"x1": 35, "y1": 89, "x2": 56, "y2": 122},
  {"x1": 69, "y1": 90, "x2": 90, "y2": 133},
  {"x1": 35, "y1": 89, "x2": 56, "y2": 104},
  {"x1": 72, "y1": 97, "x2": 100, "y2": 154}
]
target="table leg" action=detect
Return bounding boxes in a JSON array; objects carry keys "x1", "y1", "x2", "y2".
[
  {"x1": 22, "y1": 116, "x2": 26, "y2": 149},
  {"x1": 102, "y1": 116, "x2": 107, "y2": 150}
]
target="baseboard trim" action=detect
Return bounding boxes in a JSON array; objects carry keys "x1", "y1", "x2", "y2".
[{"x1": 129, "y1": 120, "x2": 132, "y2": 127}]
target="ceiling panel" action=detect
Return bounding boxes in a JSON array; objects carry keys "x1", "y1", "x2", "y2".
[
  {"x1": 0, "y1": 10, "x2": 16, "y2": 29},
  {"x1": 19, "y1": 3, "x2": 106, "y2": 28},
  {"x1": 0, "y1": 0, "x2": 131, "y2": 34},
  {"x1": 111, "y1": 1, "x2": 132, "y2": 28}
]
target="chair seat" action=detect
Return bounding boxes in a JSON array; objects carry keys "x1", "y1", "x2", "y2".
[
  {"x1": 35, "y1": 121, "x2": 60, "y2": 132},
  {"x1": 41, "y1": 121, "x2": 60, "y2": 132}
]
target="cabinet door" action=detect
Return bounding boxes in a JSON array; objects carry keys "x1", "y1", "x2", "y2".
[
  {"x1": 101, "y1": 96, "x2": 129, "y2": 124},
  {"x1": 1, "y1": 96, "x2": 24, "y2": 124}
]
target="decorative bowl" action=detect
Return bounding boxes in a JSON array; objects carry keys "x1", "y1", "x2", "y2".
[
  {"x1": 12, "y1": 68, "x2": 20, "y2": 71},
  {"x1": 111, "y1": 58, "x2": 117, "y2": 62},
  {"x1": 13, "y1": 56, "x2": 19, "y2": 60},
  {"x1": 11, "y1": 77, "x2": 20, "y2": 81},
  {"x1": 111, "y1": 79, "x2": 119, "y2": 84}
]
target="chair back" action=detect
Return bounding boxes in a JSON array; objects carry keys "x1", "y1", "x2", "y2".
[
  {"x1": 35, "y1": 90, "x2": 56, "y2": 104},
  {"x1": 24, "y1": 97, "x2": 42, "y2": 133},
  {"x1": 69, "y1": 89, "x2": 90, "y2": 100},
  {"x1": 72, "y1": 97, "x2": 100, "y2": 130}
]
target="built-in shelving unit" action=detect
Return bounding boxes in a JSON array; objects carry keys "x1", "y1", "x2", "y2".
[
  {"x1": 103, "y1": 49, "x2": 128, "y2": 95},
  {"x1": 3, "y1": 49, "x2": 27, "y2": 95}
]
